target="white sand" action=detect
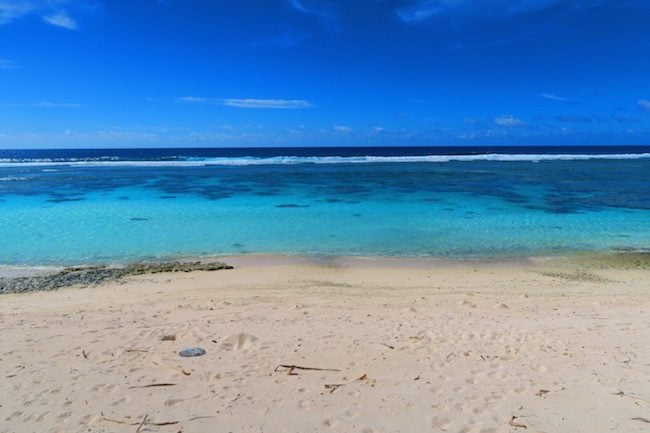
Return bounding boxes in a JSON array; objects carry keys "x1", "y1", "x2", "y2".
[{"x1": 1, "y1": 255, "x2": 649, "y2": 433}]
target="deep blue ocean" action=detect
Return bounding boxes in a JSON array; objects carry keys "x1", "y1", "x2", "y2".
[{"x1": 1, "y1": 146, "x2": 650, "y2": 265}]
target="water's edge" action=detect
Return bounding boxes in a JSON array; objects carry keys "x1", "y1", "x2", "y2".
[{"x1": 2, "y1": 250, "x2": 649, "y2": 282}]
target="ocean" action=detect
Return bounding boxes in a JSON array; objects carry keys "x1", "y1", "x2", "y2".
[{"x1": 1, "y1": 145, "x2": 650, "y2": 265}]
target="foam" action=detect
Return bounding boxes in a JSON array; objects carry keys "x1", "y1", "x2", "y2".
[{"x1": 1, "y1": 153, "x2": 650, "y2": 167}]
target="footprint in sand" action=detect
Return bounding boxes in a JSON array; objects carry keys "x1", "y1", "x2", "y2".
[{"x1": 220, "y1": 333, "x2": 258, "y2": 351}]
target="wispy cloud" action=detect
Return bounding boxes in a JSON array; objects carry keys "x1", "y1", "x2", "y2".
[
  {"x1": 248, "y1": 29, "x2": 310, "y2": 49},
  {"x1": 638, "y1": 99, "x2": 650, "y2": 113},
  {"x1": 1, "y1": 101, "x2": 81, "y2": 108},
  {"x1": 541, "y1": 92, "x2": 569, "y2": 102},
  {"x1": 43, "y1": 10, "x2": 77, "y2": 30},
  {"x1": 0, "y1": 0, "x2": 34, "y2": 25},
  {"x1": 223, "y1": 98, "x2": 311, "y2": 109},
  {"x1": 333, "y1": 125, "x2": 353, "y2": 133},
  {"x1": 176, "y1": 96, "x2": 210, "y2": 104},
  {"x1": 37, "y1": 101, "x2": 81, "y2": 108},
  {"x1": 612, "y1": 115, "x2": 639, "y2": 124},
  {"x1": 554, "y1": 114, "x2": 591, "y2": 123},
  {"x1": 0, "y1": 1, "x2": 80, "y2": 29},
  {"x1": 0, "y1": 58, "x2": 18, "y2": 69},
  {"x1": 396, "y1": 0, "x2": 580, "y2": 23},
  {"x1": 177, "y1": 96, "x2": 311, "y2": 109},
  {"x1": 494, "y1": 114, "x2": 526, "y2": 126},
  {"x1": 396, "y1": 0, "x2": 447, "y2": 23},
  {"x1": 290, "y1": 0, "x2": 340, "y2": 32}
]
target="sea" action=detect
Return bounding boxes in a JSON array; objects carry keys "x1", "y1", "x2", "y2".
[{"x1": 1, "y1": 145, "x2": 650, "y2": 266}]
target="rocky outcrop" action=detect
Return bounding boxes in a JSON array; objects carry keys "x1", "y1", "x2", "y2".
[{"x1": 0, "y1": 261, "x2": 233, "y2": 294}]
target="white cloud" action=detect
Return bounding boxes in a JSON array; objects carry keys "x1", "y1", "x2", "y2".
[
  {"x1": 1, "y1": 2, "x2": 80, "y2": 29},
  {"x1": 38, "y1": 101, "x2": 80, "y2": 108},
  {"x1": 0, "y1": 0, "x2": 34, "y2": 25},
  {"x1": 289, "y1": 0, "x2": 340, "y2": 32},
  {"x1": 494, "y1": 114, "x2": 526, "y2": 126},
  {"x1": 396, "y1": 1, "x2": 446, "y2": 22},
  {"x1": 176, "y1": 96, "x2": 210, "y2": 103},
  {"x1": 223, "y1": 98, "x2": 311, "y2": 109},
  {"x1": 290, "y1": 0, "x2": 316, "y2": 15},
  {"x1": 638, "y1": 99, "x2": 650, "y2": 113},
  {"x1": 0, "y1": 58, "x2": 17, "y2": 69},
  {"x1": 0, "y1": 101, "x2": 81, "y2": 108},
  {"x1": 43, "y1": 10, "x2": 77, "y2": 29},
  {"x1": 176, "y1": 96, "x2": 311, "y2": 109},
  {"x1": 396, "y1": 0, "x2": 576, "y2": 23},
  {"x1": 541, "y1": 92, "x2": 569, "y2": 102},
  {"x1": 333, "y1": 125, "x2": 353, "y2": 133}
]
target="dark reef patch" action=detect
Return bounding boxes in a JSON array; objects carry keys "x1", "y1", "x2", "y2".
[
  {"x1": 275, "y1": 203, "x2": 310, "y2": 208},
  {"x1": 46, "y1": 197, "x2": 86, "y2": 203}
]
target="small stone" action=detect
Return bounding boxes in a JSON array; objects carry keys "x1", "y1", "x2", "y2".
[{"x1": 179, "y1": 347, "x2": 206, "y2": 357}]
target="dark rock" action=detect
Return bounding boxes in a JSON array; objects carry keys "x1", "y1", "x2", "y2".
[
  {"x1": 0, "y1": 261, "x2": 233, "y2": 294},
  {"x1": 179, "y1": 347, "x2": 206, "y2": 357}
]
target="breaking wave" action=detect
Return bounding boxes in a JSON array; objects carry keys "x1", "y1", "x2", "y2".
[{"x1": 1, "y1": 153, "x2": 650, "y2": 167}]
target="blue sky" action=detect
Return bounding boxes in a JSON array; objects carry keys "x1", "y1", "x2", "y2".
[{"x1": 1, "y1": 0, "x2": 650, "y2": 148}]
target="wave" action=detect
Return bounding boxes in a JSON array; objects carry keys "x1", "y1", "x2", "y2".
[
  {"x1": 1, "y1": 153, "x2": 650, "y2": 167},
  {"x1": 0, "y1": 176, "x2": 31, "y2": 181}
]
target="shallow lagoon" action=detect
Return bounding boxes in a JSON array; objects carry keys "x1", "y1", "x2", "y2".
[{"x1": 1, "y1": 148, "x2": 650, "y2": 265}]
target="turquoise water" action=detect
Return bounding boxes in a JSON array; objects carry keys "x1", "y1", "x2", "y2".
[{"x1": 1, "y1": 147, "x2": 650, "y2": 265}]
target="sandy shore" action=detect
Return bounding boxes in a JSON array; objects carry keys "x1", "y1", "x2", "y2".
[{"x1": 1, "y1": 255, "x2": 649, "y2": 433}]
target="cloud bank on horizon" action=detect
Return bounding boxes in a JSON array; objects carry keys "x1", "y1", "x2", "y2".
[{"x1": 0, "y1": 0, "x2": 649, "y2": 148}]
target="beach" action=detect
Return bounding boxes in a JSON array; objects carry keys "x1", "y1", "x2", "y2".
[
  {"x1": 5, "y1": 0, "x2": 650, "y2": 431},
  {"x1": 1, "y1": 255, "x2": 649, "y2": 433}
]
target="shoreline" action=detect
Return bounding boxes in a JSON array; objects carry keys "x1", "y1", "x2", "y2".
[{"x1": 2, "y1": 250, "x2": 649, "y2": 285}]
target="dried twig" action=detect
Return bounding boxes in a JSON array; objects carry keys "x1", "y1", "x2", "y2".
[
  {"x1": 324, "y1": 383, "x2": 342, "y2": 393},
  {"x1": 614, "y1": 391, "x2": 650, "y2": 404},
  {"x1": 274, "y1": 365, "x2": 340, "y2": 376},
  {"x1": 536, "y1": 386, "x2": 565, "y2": 397},
  {"x1": 136, "y1": 414, "x2": 148, "y2": 433},
  {"x1": 152, "y1": 360, "x2": 191, "y2": 376},
  {"x1": 508, "y1": 416, "x2": 527, "y2": 429},
  {"x1": 168, "y1": 364, "x2": 191, "y2": 376},
  {"x1": 150, "y1": 421, "x2": 180, "y2": 426},
  {"x1": 379, "y1": 343, "x2": 395, "y2": 350},
  {"x1": 128, "y1": 383, "x2": 177, "y2": 389},
  {"x1": 324, "y1": 374, "x2": 368, "y2": 394},
  {"x1": 100, "y1": 417, "x2": 131, "y2": 425},
  {"x1": 631, "y1": 417, "x2": 650, "y2": 423},
  {"x1": 82, "y1": 350, "x2": 88, "y2": 359},
  {"x1": 188, "y1": 415, "x2": 217, "y2": 421},
  {"x1": 100, "y1": 416, "x2": 181, "y2": 427}
]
